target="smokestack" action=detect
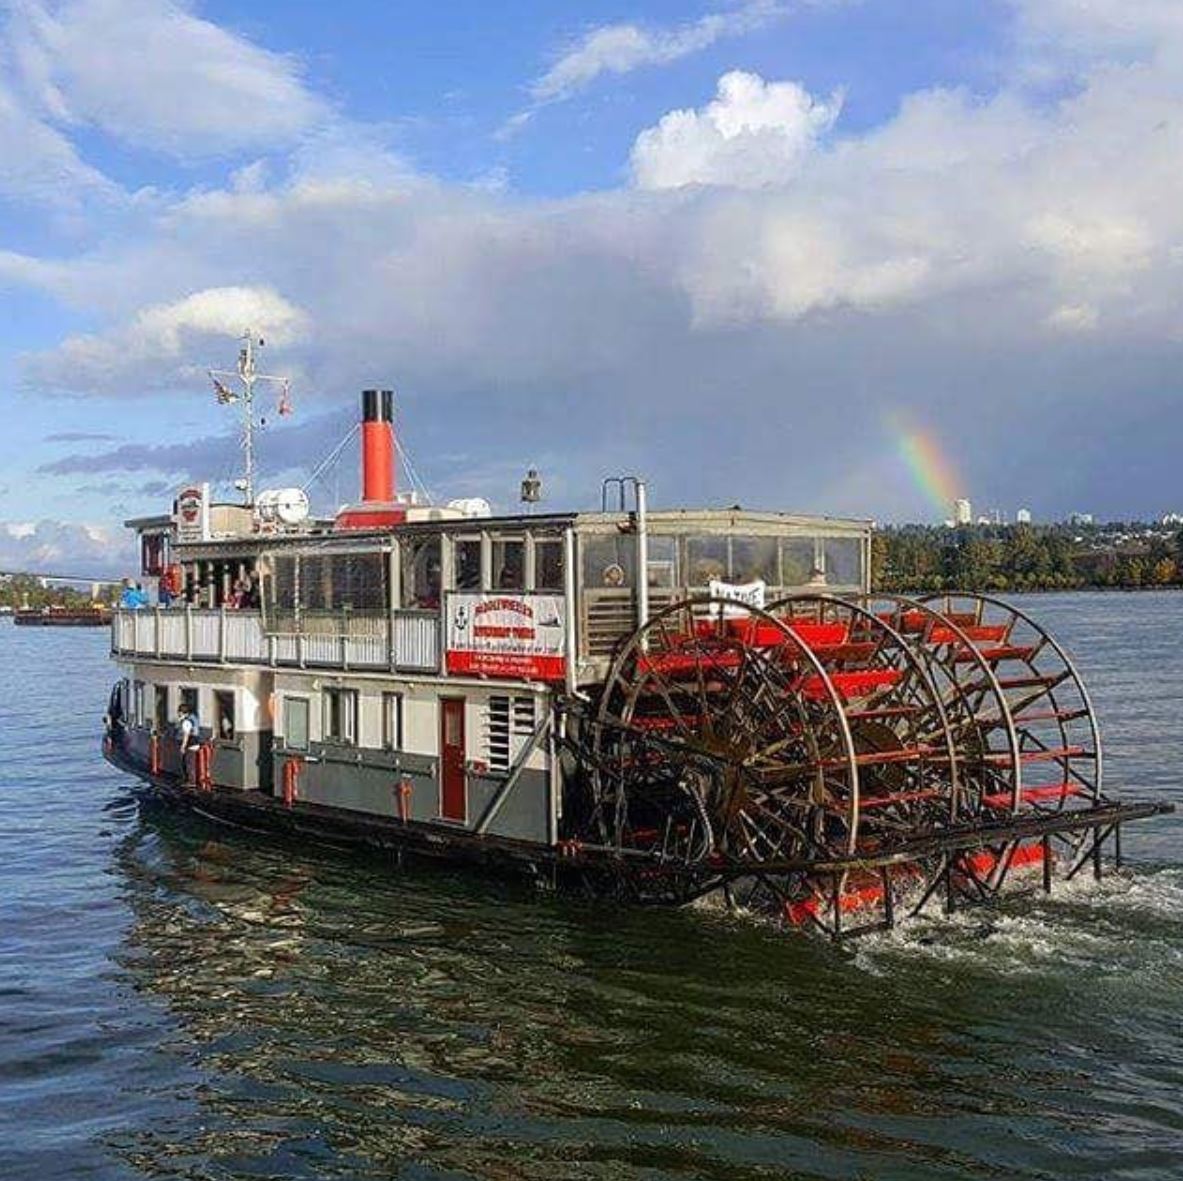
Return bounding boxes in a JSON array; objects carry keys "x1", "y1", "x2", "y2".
[
  {"x1": 361, "y1": 388, "x2": 395, "y2": 503},
  {"x1": 335, "y1": 388, "x2": 406, "y2": 530}
]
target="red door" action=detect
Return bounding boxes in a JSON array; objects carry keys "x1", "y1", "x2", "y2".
[{"x1": 440, "y1": 698, "x2": 467, "y2": 822}]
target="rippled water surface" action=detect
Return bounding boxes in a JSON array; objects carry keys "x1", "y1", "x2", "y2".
[{"x1": 2, "y1": 593, "x2": 1182, "y2": 1180}]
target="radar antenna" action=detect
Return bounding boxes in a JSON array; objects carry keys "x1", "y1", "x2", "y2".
[{"x1": 208, "y1": 330, "x2": 292, "y2": 506}]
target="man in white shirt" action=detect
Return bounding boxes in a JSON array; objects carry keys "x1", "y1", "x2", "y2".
[{"x1": 178, "y1": 703, "x2": 201, "y2": 780}]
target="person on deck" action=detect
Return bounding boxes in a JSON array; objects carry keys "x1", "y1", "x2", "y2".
[
  {"x1": 119, "y1": 578, "x2": 145, "y2": 609},
  {"x1": 177, "y1": 702, "x2": 202, "y2": 781}
]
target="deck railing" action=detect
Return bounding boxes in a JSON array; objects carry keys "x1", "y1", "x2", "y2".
[{"x1": 111, "y1": 608, "x2": 440, "y2": 672}]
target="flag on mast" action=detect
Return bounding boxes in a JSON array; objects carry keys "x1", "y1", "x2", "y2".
[{"x1": 212, "y1": 376, "x2": 238, "y2": 404}]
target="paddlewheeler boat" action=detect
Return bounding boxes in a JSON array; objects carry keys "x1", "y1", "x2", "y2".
[{"x1": 102, "y1": 363, "x2": 1171, "y2": 938}]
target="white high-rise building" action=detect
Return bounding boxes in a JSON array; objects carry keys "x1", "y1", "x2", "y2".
[
  {"x1": 1016, "y1": 508, "x2": 1032, "y2": 524},
  {"x1": 953, "y1": 498, "x2": 973, "y2": 526}
]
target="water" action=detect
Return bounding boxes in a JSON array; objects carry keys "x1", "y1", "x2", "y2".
[{"x1": 1, "y1": 593, "x2": 1181, "y2": 1180}]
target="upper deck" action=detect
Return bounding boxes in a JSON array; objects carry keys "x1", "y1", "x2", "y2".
[{"x1": 112, "y1": 504, "x2": 871, "y2": 688}]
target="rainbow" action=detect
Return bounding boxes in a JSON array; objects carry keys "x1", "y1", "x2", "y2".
[{"x1": 889, "y1": 416, "x2": 963, "y2": 517}]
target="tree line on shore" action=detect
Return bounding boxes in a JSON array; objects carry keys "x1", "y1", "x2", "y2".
[{"x1": 872, "y1": 523, "x2": 1183, "y2": 593}]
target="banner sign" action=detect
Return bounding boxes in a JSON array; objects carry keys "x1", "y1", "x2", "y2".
[
  {"x1": 446, "y1": 593, "x2": 566, "y2": 681},
  {"x1": 174, "y1": 483, "x2": 211, "y2": 543},
  {"x1": 708, "y1": 578, "x2": 766, "y2": 614}
]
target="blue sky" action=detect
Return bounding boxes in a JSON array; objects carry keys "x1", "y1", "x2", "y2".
[{"x1": 2, "y1": 0, "x2": 1183, "y2": 572}]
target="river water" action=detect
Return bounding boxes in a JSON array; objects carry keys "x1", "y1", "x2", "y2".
[{"x1": 1, "y1": 593, "x2": 1181, "y2": 1180}]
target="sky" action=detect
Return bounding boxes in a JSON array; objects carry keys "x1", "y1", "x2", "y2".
[{"x1": 2, "y1": 0, "x2": 1183, "y2": 574}]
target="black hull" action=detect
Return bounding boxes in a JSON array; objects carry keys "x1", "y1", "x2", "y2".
[{"x1": 103, "y1": 743, "x2": 570, "y2": 885}]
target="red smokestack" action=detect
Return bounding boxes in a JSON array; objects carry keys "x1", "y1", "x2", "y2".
[
  {"x1": 335, "y1": 389, "x2": 405, "y2": 530},
  {"x1": 361, "y1": 388, "x2": 395, "y2": 502}
]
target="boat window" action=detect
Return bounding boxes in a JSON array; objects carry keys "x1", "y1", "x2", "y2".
[
  {"x1": 534, "y1": 538, "x2": 564, "y2": 591},
  {"x1": 284, "y1": 697, "x2": 310, "y2": 751},
  {"x1": 454, "y1": 538, "x2": 482, "y2": 591},
  {"x1": 179, "y1": 687, "x2": 199, "y2": 722},
  {"x1": 401, "y1": 537, "x2": 442, "y2": 609},
  {"x1": 132, "y1": 681, "x2": 145, "y2": 727},
  {"x1": 823, "y1": 537, "x2": 863, "y2": 587},
  {"x1": 687, "y1": 536, "x2": 728, "y2": 586},
  {"x1": 581, "y1": 534, "x2": 636, "y2": 588},
  {"x1": 780, "y1": 538, "x2": 817, "y2": 587},
  {"x1": 324, "y1": 687, "x2": 358, "y2": 745},
  {"x1": 491, "y1": 538, "x2": 525, "y2": 590},
  {"x1": 214, "y1": 690, "x2": 235, "y2": 741},
  {"x1": 646, "y1": 536, "x2": 679, "y2": 588},
  {"x1": 301, "y1": 552, "x2": 386, "y2": 611},
  {"x1": 382, "y1": 692, "x2": 404, "y2": 751},
  {"x1": 154, "y1": 685, "x2": 170, "y2": 732},
  {"x1": 730, "y1": 536, "x2": 778, "y2": 585}
]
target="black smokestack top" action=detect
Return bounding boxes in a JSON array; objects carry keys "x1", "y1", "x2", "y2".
[{"x1": 362, "y1": 389, "x2": 393, "y2": 423}]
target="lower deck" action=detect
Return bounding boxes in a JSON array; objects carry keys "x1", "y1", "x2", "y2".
[{"x1": 111, "y1": 659, "x2": 561, "y2": 848}]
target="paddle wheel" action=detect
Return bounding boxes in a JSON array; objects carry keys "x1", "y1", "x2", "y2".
[{"x1": 568, "y1": 592, "x2": 1166, "y2": 938}]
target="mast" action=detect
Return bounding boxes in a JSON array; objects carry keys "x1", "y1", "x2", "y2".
[{"x1": 208, "y1": 330, "x2": 290, "y2": 507}]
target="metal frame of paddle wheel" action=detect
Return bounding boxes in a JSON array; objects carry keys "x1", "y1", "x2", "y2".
[{"x1": 561, "y1": 592, "x2": 1171, "y2": 940}]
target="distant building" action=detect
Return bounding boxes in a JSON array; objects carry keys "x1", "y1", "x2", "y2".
[
  {"x1": 1068, "y1": 512, "x2": 1094, "y2": 526},
  {"x1": 953, "y1": 498, "x2": 973, "y2": 526},
  {"x1": 1016, "y1": 508, "x2": 1032, "y2": 524},
  {"x1": 1161, "y1": 512, "x2": 1183, "y2": 527}
]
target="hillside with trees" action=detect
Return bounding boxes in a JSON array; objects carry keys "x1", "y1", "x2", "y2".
[{"x1": 873, "y1": 522, "x2": 1183, "y2": 593}]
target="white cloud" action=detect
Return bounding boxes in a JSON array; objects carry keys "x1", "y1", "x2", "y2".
[
  {"x1": 531, "y1": 0, "x2": 787, "y2": 101},
  {"x1": 28, "y1": 286, "x2": 310, "y2": 392},
  {"x1": 631, "y1": 70, "x2": 842, "y2": 189},
  {"x1": 6, "y1": 0, "x2": 327, "y2": 157},
  {"x1": 11, "y1": 1, "x2": 1183, "y2": 522},
  {"x1": 0, "y1": 77, "x2": 117, "y2": 205},
  {"x1": 1047, "y1": 303, "x2": 1099, "y2": 332},
  {"x1": 0, "y1": 519, "x2": 128, "y2": 575}
]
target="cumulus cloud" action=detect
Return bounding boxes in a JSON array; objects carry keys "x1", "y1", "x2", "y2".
[
  {"x1": 8, "y1": 1, "x2": 1183, "y2": 523},
  {"x1": 631, "y1": 70, "x2": 842, "y2": 189},
  {"x1": 530, "y1": 0, "x2": 787, "y2": 101},
  {"x1": 27, "y1": 285, "x2": 310, "y2": 393},
  {"x1": 0, "y1": 519, "x2": 128, "y2": 576},
  {"x1": 6, "y1": 0, "x2": 327, "y2": 157}
]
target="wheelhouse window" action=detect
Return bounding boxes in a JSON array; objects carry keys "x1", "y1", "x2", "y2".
[
  {"x1": 687, "y1": 536, "x2": 728, "y2": 585},
  {"x1": 533, "y1": 537, "x2": 564, "y2": 591},
  {"x1": 401, "y1": 537, "x2": 442, "y2": 609},
  {"x1": 454, "y1": 537, "x2": 482, "y2": 591},
  {"x1": 780, "y1": 538, "x2": 817, "y2": 587},
  {"x1": 323, "y1": 688, "x2": 358, "y2": 745},
  {"x1": 581, "y1": 534, "x2": 635, "y2": 588},
  {"x1": 645, "y1": 536, "x2": 679, "y2": 588},
  {"x1": 214, "y1": 690, "x2": 236, "y2": 741},
  {"x1": 731, "y1": 536, "x2": 779, "y2": 585},
  {"x1": 823, "y1": 537, "x2": 863, "y2": 587},
  {"x1": 491, "y1": 538, "x2": 525, "y2": 590},
  {"x1": 382, "y1": 692, "x2": 404, "y2": 751},
  {"x1": 284, "y1": 697, "x2": 310, "y2": 751}
]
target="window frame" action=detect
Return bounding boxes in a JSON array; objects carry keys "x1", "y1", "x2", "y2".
[
  {"x1": 323, "y1": 686, "x2": 359, "y2": 746},
  {"x1": 284, "y1": 695, "x2": 311, "y2": 751},
  {"x1": 382, "y1": 691, "x2": 404, "y2": 751}
]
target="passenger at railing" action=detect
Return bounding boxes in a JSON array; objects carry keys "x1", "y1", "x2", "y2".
[{"x1": 119, "y1": 578, "x2": 149, "y2": 609}]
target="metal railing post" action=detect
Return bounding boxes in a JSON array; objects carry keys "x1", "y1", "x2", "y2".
[{"x1": 185, "y1": 604, "x2": 193, "y2": 660}]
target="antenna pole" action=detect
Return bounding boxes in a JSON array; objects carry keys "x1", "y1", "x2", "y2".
[
  {"x1": 208, "y1": 330, "x2": 290, "y2": 506},
  {"x1": 239, "y1": 330, "x2": 256, "y2": 506}
]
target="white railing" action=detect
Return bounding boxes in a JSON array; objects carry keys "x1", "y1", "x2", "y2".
[{"x1": 111, "y1": 608, "x2": 440, "y2": 672}]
